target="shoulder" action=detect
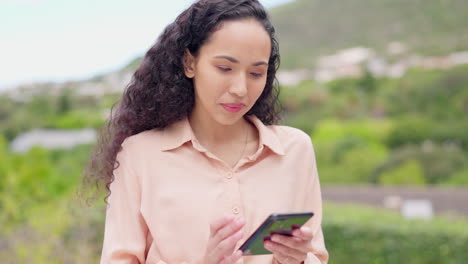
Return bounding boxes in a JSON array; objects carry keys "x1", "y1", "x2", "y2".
[
  {"x1": 123, "y1": 128, "x2": 163, "y2": 147},
  {"x1": 113, "y1": 129, "x2": 166, "y2": 173},
  {"x1": 269, "y1": 125, "x2": 315, "y2": 155},
  {"x1": 273, "y1": 125, "x2": 313, "y2": 145},
  {"x1": 120, "y1": 129, "x2": 164, "y2": 157},
  {"x1": 268, "y1": 125, "x2": 318, "y2": 172}
]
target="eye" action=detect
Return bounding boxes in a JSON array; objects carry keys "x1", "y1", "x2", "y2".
[
  {"x1": 251, "y1": 72, "x2": 263, "y2": 78},
  {"x1": 217, "y1": 67, "x2": 231, "y2": 72}
]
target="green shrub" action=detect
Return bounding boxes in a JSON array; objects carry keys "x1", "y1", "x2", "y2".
[
  {"x1": 49, "y1": 110, "x2": 105, "y2": 129},
  {"x1": 313, "y1": 119, "x2": 393, "y2": 143},
  {"x1": 443, "y1": 169, "x2": 468, "y2": 186},
  {"x1": 312, "y1": 120, "x2": 390, "y2": 183},
  {"x1": 324, "y1": 203, "x2": 468, "y2": 264},
  {"x1": 373, "y1": 144, "x2": 467, "y2": 184},
  {"x1": 378, "y1": 159, "x2": 426, "y2": 185},
  {"x1": 431, "y1": 122, "x2": 468, "y2": 151},
  {"x1": 0, "y1": 197, "x2": 104, "y2": 263},
  {"x1": 386, "y1": 117, "x2": 433, "y2": 148}
]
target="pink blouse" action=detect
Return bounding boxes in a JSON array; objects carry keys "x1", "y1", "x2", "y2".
[{"x1": 100, "y1": 115, "x2": 329, "y2": 264}]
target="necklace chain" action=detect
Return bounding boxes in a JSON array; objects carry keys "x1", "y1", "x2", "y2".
[{"x1": 235, "y1": 124, "x2": 249, "y2": 166}]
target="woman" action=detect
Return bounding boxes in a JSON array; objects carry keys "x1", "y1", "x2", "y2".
[{"x1": 86, "y1": 0, "x2": 328, "y2": 263}]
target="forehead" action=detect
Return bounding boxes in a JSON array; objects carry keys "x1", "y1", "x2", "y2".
[{"x1": 199, "y1": 18, "x2": 271, "y2": 63}]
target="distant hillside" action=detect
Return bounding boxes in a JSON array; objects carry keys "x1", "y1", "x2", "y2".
[
  {"x1": 269, "y1": 0, "x2": 468, "y2": 69},
  {"x1": 120, "y1": 0, "x2": 468, "y2": 73}
]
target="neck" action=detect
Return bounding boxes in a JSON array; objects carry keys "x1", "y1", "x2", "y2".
[{"x1": 188, "y1": 111, "x2": 249, "y2": 146}]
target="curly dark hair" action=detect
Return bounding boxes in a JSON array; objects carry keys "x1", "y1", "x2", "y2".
[{"x1": 82, "y1": 0, "x2": 282, "y2": 202}]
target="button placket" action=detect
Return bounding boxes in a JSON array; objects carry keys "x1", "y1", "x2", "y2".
[{"x1": 221, "y1": 170, "x2": 244, "y2": 217}]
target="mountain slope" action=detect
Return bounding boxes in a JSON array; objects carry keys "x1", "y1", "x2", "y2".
[{"x1": 269, "y1": 0, "x2": 468, "y2": 69}]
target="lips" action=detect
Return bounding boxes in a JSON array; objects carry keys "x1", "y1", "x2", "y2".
[{"x1": 222, "y1": 103, "x2": 246, "y2": 113}]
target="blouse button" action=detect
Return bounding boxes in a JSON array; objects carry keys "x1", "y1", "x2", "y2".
[
  {"x1": 226, "y1": 172, "x2": 233, "y2": 179},
  {"x1": 232, "y1": 206, "x2": 240, "y2": 214}
]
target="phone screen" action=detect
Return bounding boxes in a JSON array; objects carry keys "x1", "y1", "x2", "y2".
[{"x1": 238, "y1": 212, "x2": 314, "y2": 255}]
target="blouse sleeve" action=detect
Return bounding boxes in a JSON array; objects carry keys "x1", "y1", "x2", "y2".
[
  {"x1": 100, "y1": 142, "x2": 149, "y2": 264},
  {"x1": 271, "y1": 133, "x2": 329, "y2": 264},
  {"x1": 303, "y1": 139, "x2": 329, "y2": 264}
]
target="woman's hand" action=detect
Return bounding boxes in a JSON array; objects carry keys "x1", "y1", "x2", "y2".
[
  {"x1": 203, "y1": 215, "x2": 245, "y2": 264},
  {"x1": 264, "y1": 226, "x2": 314, "y2": 264}
]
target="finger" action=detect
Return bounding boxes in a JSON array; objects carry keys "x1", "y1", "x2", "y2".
[
  {"x1": 210, "y1": 215, "x2": 235, "y2": 236},
  {"x1": 212, "y1": 217, "x2": 245, "y2": 245},
  {"x1": 214, "y1": 229, "x2": 244, "y2": 262},
  {"x1": 292, "y1": 226, "x2": 314, "y2": 241},
  {"x1": 264, "y1": 240, "x2": 304, "y2": 261},
  {"x1": 273, "y1": 250, "x2": 301, "y2": 264},
  {"x1": 220, "y1": 250, "x2": 243, "y2": 264},
  {"x1": 270, "y1": 234, "x2": 305, "y2": 250}
]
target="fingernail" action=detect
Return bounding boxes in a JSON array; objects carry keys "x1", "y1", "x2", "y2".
[
  {"x1": 301, "y1": 226, "x2": 310, "y2": 232},
  {"x1": 271, "y1": 235, "x2": 279, "y2": 242}
]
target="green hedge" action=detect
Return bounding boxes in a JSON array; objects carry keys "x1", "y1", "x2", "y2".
[{"x1": 323, "y1": 203, "x2": 468, "y2": 264}]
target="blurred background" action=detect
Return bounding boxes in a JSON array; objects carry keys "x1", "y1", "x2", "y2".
[{"x1": 1, "y1": 0, "x2": 467, "y2": 263}]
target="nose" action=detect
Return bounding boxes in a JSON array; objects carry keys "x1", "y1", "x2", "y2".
[{"x1": 228, "y1": 72, "x2": 248, "y2": 97}]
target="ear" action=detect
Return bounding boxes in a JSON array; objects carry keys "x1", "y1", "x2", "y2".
[{"x1": 183, "y1": 48, "x2": 196, "y2": 78}]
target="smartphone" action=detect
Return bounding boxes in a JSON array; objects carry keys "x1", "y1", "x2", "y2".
[{"x1": 238, "y1": 212, "x2": 314, "y2": 255}]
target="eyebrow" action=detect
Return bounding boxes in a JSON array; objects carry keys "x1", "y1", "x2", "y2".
[{"x1": 214, "y1": 55, "x2": 268, "y2": 66}]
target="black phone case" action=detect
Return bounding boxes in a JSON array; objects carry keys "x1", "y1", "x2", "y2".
[{"x1": 238, "y1": 212, "x2": 314, "y2": 255}]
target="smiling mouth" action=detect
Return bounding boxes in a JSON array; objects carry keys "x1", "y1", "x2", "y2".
[{"x1": 222, "y1": 103, "x2": 245, "y2": 113}]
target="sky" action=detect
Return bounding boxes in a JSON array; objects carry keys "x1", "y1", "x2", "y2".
[{"x1": 0, "y1": 0, "x2": 294, "y2": 90}]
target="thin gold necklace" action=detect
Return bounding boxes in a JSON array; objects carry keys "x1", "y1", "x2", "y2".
[{"x1": 235, "y1": 123, "x2": 249, "y2": 166}]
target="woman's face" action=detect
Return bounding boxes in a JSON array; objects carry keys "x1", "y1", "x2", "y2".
[{"x1": 184, "y1": 18, "x2": 271, "y2": 126}]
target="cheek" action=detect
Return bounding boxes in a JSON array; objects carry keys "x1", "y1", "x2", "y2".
[
  {"x1": 249, "y1": 83, "x2": 266, "y2": 103},
  {"x1": 194, "y1": 74, "x2": 227, "y2": 103}
]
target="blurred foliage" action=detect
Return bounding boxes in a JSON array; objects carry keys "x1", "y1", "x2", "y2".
[
  {"x1": 0, "y1": 196, "x2": 104, "y2": 263},
  {"x1": 372, "y1": 144, "x2": 467, "y2": 185},
  {"x1": 0, "y1": 142, "x2": 104, "y2": 263},
  {"x1": 0, "y1": 56, "x2": 467, "y2": 262},
  {"x1": 378, "y1": 159, "x2": 426, "y2": 185},
  {"x1": 444, "y1": 169, "x2": 468, "y2": 185},
  {"x1": 279, "y1": 65, "x2": 468, "y2": 185},
  {"x1": 0, "y1": 142, "x2": 93, "y2": 229},
  {"x1": 324, "y1": 203, "x2": 468, "y2": 264},
  {"x1": 311, "y1": 119, "x2": 390, "y2": 183},
  {"x1": 0, "y1": 89, "x2": 114, "y2": 141}
]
